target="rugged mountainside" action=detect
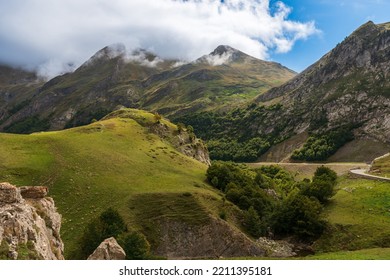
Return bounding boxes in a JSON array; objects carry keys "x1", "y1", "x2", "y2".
[
  {"x1": 0, "y1": 65, "x2": 43, "y2": 128},
  {"x1": 142, "y1": 45, "x2": 295, "y2": 117},
  {"x1": 180, "y1": 21, "x2": 390, "y2": 162},
  {"x1": 0, "y1": 45, "x2": 177, "y2": 132},
  {"x1": 257, "y1": 21, "x2": 390, "y2": 161},
  {"x1": 257, "y1": 21, "x2": 390, "y2": 138},
  {"x1": 0, "y1": 45, "x2": 295, "y2": 133},
  {"x1": 0, "y1": 182, "x2": 64, "y2": 260}
]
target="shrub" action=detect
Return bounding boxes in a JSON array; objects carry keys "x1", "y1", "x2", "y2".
[
  {"x1": 78, "y1": 208, "x2": 127, "y2": 259},
  {"x1": 153, "y1": 112, "x2": 162, "y2": 123},
  {"x1": 118, "y1": 232, "x2": 150, "y2": 260},
  {"x1": 99, "y1": 207, "x2": 127, "y2": 238},
  {"x1": 244, "y1": 206, "x2": 265, "y2": 238},
  {"x1": 219, "y1": 209, "x2": 227, "y2": 220},
  {"x1": 272, "y1": 192, "x2": 326, "y2": 240},
  {"x1": 300, "y1": 166, "x2": 337, "y2": 203}
]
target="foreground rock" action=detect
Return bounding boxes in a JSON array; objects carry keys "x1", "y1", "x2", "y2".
[
  {"x1": 0, "y1": 182, "x2": 64, "y2": 260},
  {"x1": 88, "y1": 237, "x2": 126, "y2": 260}
]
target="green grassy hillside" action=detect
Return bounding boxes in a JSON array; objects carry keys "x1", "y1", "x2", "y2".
[
  {"x1": 370, "y1": 153, "x2": 390, "y2": 176},
  {"x1": 312, "y1": 177, "x2": 390, "y2": 255},
  {"x1": 0, "y1": 109, "x2": 222, "y2": 258},
  {"x1": 142, "y1": 51, "x2": 295, "y2": 117}
]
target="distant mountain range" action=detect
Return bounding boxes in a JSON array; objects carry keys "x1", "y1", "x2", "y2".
[
  {"x1": 0, "y1": 21, "x2": 389, "y2": 162},
  {"x1": 0, "y1": 43, "x2": 295, "y2": 133},
  {"x1": 177, "y1": 21, "x2": 390, "y2": 162}
]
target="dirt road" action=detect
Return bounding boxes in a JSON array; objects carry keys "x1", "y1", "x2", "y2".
[{"x1": 248, "y1": 162, "x2": 370, "y2": 178}]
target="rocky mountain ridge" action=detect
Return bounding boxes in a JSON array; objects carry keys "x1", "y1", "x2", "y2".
[
  {"x1": 0, "y1": 45, "x2": 295, "y2": 133},
  {"x1": 179, "y1": 21, "x2": 390, "y2": 162},
  {"x1": 254, "y1": 21, "x2": 390, "y2": 160}
]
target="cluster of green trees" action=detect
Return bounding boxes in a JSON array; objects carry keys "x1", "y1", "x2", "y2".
[
  {"x1": 206, "y1": 162, "x2": 337, "y2": 240},
  {"x1": 174, "y1": 108, "x2": 276, "y2": 162},
  {"x1": 77, "y1": 208, "x2": 151, "y2": 260},
  {"x1": 207, "y1": 138, "x2": 270, "y2": 162},
  {"x1": 4, "y1": 115, "x2": 50, "y2": 134},
  {"x1": 291, "y1": 128, "x2": 354, "y2": 161}
]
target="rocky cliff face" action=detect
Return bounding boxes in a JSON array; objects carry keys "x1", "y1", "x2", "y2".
[
  {"x1": 149, "y1": 122, "x2": 211, "y2": 165},
  {"x1": 220, "y1": 21, "x2": 389, "y2": 162},
  {"x1": 255, "y1": 21, "x2": 390, "y2": 141},
  {"x1": 0, "y1": 182, "x2": 64, "y2": 260}
]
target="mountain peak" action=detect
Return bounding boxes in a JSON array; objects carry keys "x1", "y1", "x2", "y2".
[
  {"x1": 350, "y1": 20, "x2": 380, "y2": 38},
  {"x1": 93, "y1": 43, "x2": 127, "y2": 60},
  {"x1": 196, "y1": 45, "x2": 248, "y2": 66},
  {"x1": 210, "y1": 45, "x2": 237, "y2": 56},
  {"x1": 78, "y1": 44, "x2": 171, "y2": 71}
]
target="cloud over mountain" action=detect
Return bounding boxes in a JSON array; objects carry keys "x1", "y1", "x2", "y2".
[{"x1": 0, "y1": 0, "x2": 318, "y2": 78}]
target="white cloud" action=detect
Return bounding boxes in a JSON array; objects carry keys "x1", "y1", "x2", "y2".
[{"x1": 0, "y1": 0, "x2": 318, "y2": 78}]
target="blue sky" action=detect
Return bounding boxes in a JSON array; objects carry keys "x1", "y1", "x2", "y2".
[
  {"x1": 0, "y1": 0, "x2": 389, "y2": 77},
  {"x1": 270, "y1": 0, "x2": 390, "y2": 71}
]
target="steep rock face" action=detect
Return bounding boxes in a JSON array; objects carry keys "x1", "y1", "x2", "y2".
[
  {"x1": 154, "y1": 215, "x2": 265, "y2": 259},
  {"x1": 87, "y1": 237, "x2": 126, "y2": 260},
  {"x1": 245, "y1": 21, "x2": 390, "y2": 159},
  {"x1": 0, "y1": 183, "x2": 64, "y2": 260}
]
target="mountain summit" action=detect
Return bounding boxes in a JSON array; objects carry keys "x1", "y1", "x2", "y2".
[{"x1": 197, "y1": 45, "x2": 257, "y2": 65}]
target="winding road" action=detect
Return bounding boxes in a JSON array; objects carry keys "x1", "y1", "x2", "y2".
[
  {"x1": 249, "y1": 161, "x2": 390, "y2": 182},
  {"x1": 349, "y1": 168, "x2": 390, "y2": 182}
]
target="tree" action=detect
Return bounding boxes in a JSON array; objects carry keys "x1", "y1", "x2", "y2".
[
  {"x1": 272, "y1": 192, "x2": 325, "y2": 240},
  {"x1": 300, "y1": 166, "x2": 337, "y2": 203},
  {"x1": 314, "y1": 166, "x2": 337, "y2": 183},
  {"x1": 118, "y1": 232, "x2": 150, "y2": 260},
  {"x1": 99, "y1": 207, "x2": 127, "y2": 238},
  {"x1": 78, "y1": 208, "x2": 127, "y2": 259},
  {"x1": 244, "y1": 206, "x2": 264, "y2": 238}
]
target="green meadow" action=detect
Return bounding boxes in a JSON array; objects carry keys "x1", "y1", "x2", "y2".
[{"x1": 0, "y1": 109, "x2": 220, "y2": 258}]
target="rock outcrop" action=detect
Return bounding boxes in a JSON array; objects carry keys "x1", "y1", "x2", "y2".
[
  {"x1": 87, "y1": 237, "x2": 126, "y2": 260},
  {"x1": 0, "y1": 182, "x2": 64, "y2": 260}
]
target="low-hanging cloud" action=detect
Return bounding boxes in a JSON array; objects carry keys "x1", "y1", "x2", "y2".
[{"x1": 0, "y1": 0, "x2": 318, "y2": 78}]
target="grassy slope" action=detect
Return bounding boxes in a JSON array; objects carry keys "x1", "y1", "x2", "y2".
[
  {"x1": 0, "y1": 110, "x2": 223, "y2": 258},
  {"x1": 237, "y1": 170, "x2": 390, "y2": 260},
  {"x1": 312, "y1": 177, "x2": 390, "y2": 257},
  {"x1": 302, "y1": 248, "x2": 390, "y2": 260},
  {"x1": 371, "y1": 154, "x2": 390, "y2": 177},
  {"x1": 142, "y1": 61, "x2": 295, "y2": 117}
]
